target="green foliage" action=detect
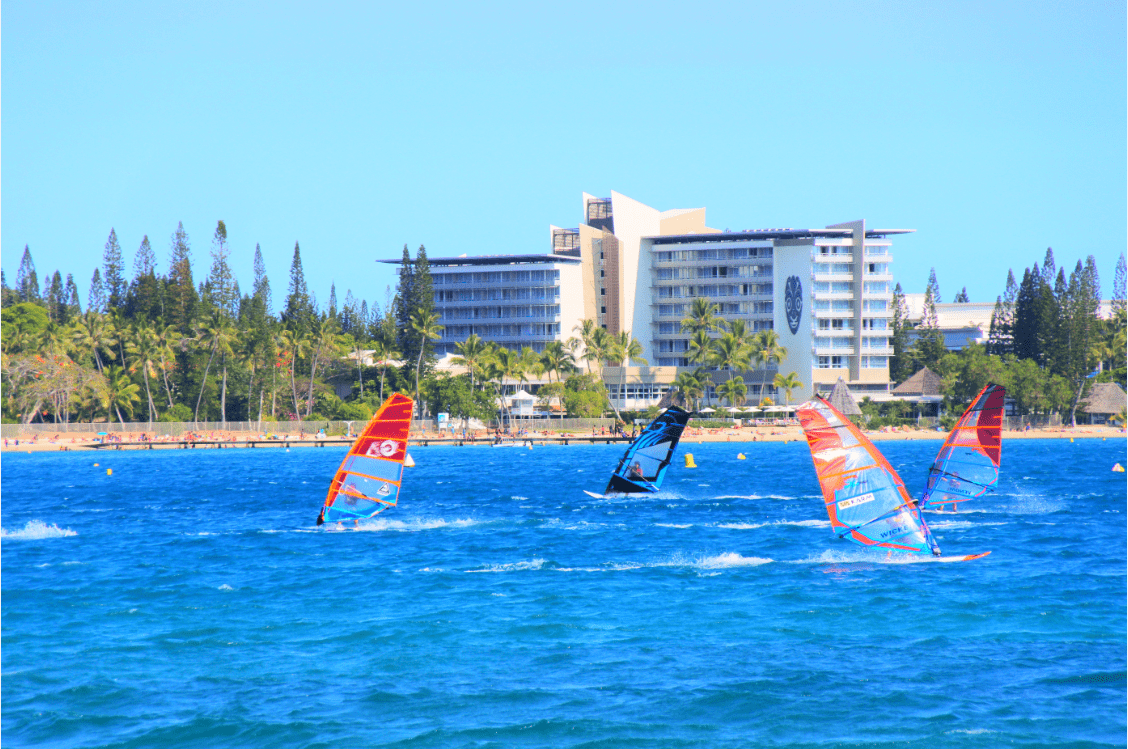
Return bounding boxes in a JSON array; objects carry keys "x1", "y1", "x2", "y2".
[
  {"x1": 561, "y1": 373, "x2": 607, "y2": 418},
  {"x1": 2, "y1": 302, "x2": 50, "y2": 347},
  {"x1": 159, "y1": 403, "x2": 193, "y2": 422},
  {"x1": 423, "y1": 373, "x2": 496, "y2": 422}
]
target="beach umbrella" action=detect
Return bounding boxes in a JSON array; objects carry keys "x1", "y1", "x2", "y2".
[{"x1": 699, "y1": 407, "x2": 716, "y2": 414}]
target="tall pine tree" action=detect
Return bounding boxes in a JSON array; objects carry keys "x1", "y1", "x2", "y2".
[
  {"x1": 252, "y1": 243, "x2": 272, "y2": 317},
  {"x1": 925, "y1": 267, "x2": 940, "y2": 308},
  {"x1": 64, "y1": 274, "x2": 82, "y2": 319},
  {"x1": 283, "y1": 241, "x2": 313, "y2": 331},
  {"x1": 889, "y1": 282, "x2": 911, "y2": 383},
  {"x1": 103, "y1": 228, "x2": 126, "y2": 309},
  {"x1": 394, "y1": 244, "x2": 417, "y2": 363},
  {"x1": 127, "y1": 235, "x2": 161, "y2": 322},
  {"x1": 16, "y1": 246, "x2": 40, "y2": 303},
  {"x1": 166, "y1": 222, "x2": 197, "y2": 331},
  {"x1": 45, "y1": 271, "x2": 65, "y2": 323},
  {"x1": 88, "y1": 268, "x2": 106, "y2": 314},
  {"x1": 206, "y1": 220, "x2": 237, "y2": 317},
  {"x1": 1112, "y1": 252, "x2": 1126, "y2": 317},
  {"x1": 328, "y1": 282, "x2": 338, "y2": 319}
]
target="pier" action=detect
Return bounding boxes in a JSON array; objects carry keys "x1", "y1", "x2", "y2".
[{"x1": 87, "y1": 435, "x2": 635, "y2": 451}]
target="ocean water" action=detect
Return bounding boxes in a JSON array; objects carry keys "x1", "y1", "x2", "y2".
[{"x1": 2, "y1": 437, "x2": 1125, "y2": 748}]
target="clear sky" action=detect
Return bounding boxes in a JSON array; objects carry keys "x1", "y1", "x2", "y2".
[{"x1": 3, "y1": 1, "x2": 1125, "y2": 314}]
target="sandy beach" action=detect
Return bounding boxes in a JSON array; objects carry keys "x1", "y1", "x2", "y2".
[{"x1": 3, "y1": 423, "x2": 1124, "y2": 453}]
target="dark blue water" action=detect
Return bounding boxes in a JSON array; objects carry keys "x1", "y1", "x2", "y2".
[{"x1": 3, "y1": 438, "x2": 1125, "y2": 748}]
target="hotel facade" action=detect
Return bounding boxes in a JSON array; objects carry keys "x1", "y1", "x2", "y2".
[{"x1": 386, "y1": 191, "x2": 912, "y2": 407}]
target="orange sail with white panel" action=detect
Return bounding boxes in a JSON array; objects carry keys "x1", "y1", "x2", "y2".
[
  {"x1": 797, "y1": 395, "x2": 941, "y2": 555},
  {"x1": 318, "y1": 393, "x2": 413, "y2": 525}
]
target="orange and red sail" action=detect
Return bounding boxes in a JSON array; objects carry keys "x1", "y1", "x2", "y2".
[
  {"x1": 921, "y1": 384, "x2": 1005, "y2": 510},
  {"x1": 319, "y1": 393, "x2": 413, "y2": 524},
  {"x1": 797, "y1": 396, "x2": 940, "y2": 555}
]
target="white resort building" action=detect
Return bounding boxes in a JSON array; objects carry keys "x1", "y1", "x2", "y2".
[{"x1": 385, "y1": 192, "x2": 914, "y2": 408}]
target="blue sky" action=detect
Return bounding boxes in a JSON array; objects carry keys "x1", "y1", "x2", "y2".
[{"x1": 3, "y1": 1, "x2": 1125, "y2": 313}]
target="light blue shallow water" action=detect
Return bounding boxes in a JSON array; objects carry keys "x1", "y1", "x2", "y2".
[{"x1": 2, "y1": 438, "x2": 1125, "y2": 748}]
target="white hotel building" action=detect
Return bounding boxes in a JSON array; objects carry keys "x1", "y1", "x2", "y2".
[{"x1": 384, "y1": 192, "x2": 911, "y2": 406}]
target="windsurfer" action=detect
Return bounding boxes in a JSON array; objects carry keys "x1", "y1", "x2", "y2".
[
  {"x1": 629, "y1": 461, "x2": 645, "y2": 480},
  {"x1": 316, "y1": 507, "x2": 325, "y2": 526}
]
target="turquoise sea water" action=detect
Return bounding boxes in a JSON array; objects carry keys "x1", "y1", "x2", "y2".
[{"x1": 3, "y1": 438, "x2": 1126, "y2": 748}]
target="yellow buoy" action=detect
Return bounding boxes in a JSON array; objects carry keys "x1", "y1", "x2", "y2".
[
  {"x1": 94, "y1": 463, "x2": 99, "y2": 467},
  {"x1": 1070, "y1": 437, "x2": 1074, "y2": 443},
  {"x1": 1113, "y1": 463, "x2": 1125, "y2": 473},
  {"x1": 737, "y1": 453, "x2": 746, "y2": 460},
  {"x1": 106, "y1": 468, "x2": 112, "y2": 476},
  {"x1": 684, "y1": 453, "x2": 697, "y2": 468}
]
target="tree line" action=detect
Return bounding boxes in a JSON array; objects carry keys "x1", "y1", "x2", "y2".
[{"x1": 887, "y1": 249, "x2": 1126, "y2": 423}]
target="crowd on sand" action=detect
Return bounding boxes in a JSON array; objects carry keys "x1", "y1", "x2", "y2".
[{"x1": 3, "y1": 420, "x2": 1124, "y2": 452}]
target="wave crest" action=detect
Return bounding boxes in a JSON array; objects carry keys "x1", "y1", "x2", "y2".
[{"x1": 0, "y1": 521, "x2": 77, "y2": 540}]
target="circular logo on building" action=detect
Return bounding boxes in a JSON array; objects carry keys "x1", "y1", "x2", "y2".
[{"x1": 784, "y1": 275, "x2": 803, "y2": 335}]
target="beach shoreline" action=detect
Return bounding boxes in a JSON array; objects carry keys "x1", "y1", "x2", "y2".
[{"x1": 3, "y1": 423, "x2": 1124, "y2": 453}]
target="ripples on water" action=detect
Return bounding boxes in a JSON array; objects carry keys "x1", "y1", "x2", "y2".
[{"x1": 3, "y1": 439, "x2": 1125, "y2": 747}]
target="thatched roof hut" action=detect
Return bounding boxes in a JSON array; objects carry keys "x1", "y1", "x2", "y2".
[
  {"x1": 891, "y1": 367, "x2": 942, "y2": 397},
  {"x1": 1079, "y1": 382, "x2": 1127, "y2": 421},
  {"x1": 825, "y1": 377, "x2": 861, "y2": 416}
]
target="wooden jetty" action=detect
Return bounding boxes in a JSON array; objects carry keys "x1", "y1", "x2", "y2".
[{"x1": 88, "y1": 435, "x2": 634, "y2": 451}]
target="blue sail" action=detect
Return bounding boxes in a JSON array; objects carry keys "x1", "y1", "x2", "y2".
[{"x1": 605, "y1": 406, "x2": 691, "y2": 494}]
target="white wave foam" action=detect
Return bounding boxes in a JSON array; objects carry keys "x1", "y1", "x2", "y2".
[
  {"x1": 717, "y1": 519, "x2": 829, "y2": 530},
  {"x1": 654, "y1": 523, "x2": 693, "y2": 528},
  {"x1": 797, "y1": 548, "x2": 987, "y2": 565},
  {"x1": 715, "y1": 494, "x2": 798, "y2": 500},
  {"x1": 467, "y1": 559, "x2": 546, "y2": 573},
  {"x1": 692, "y1": 552, "x2": 773, "y2": 569},
  {"x1": 217, "y1": 584, "x2": 234, "y2": 591},
  {"x1": 355, "y1": 518, "x2": 480, "y2": 532},
  {"x1": 928, "y1": 520, "x2": 1008, "y2": 530},
  {"x1": 1, "y1": 521, "x2": 77, "y2": 540},
  {"x1": 945, "y1": 729, "x2": 995, "y2": 735}
]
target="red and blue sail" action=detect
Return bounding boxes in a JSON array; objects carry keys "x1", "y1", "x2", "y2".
[
  {"x1": 319, "y1": 393, "x2": 413, "y2": 524},
  {"x1": 797, "y1": 396, "x2": 940, "y2": 555},
  {"x1": 920, "y1": 383, "x2": 1005, "y2": 511},
  {"x1": 605, "y1": 406, "x2": 691, "y2": 494}
]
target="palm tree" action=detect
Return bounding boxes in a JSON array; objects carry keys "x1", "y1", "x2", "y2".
[
  {"x1": 491, "y1": 346, "x2": 525, "y2": 423},
  {"x1": 772, "y1": 371, "x2": 804, "y2": 408},
  {"x1": 608, "y1": 331, "x2": 647, "y2": 422},
  {"x1": 410, "y1": 310, "x2": 444, "y2": 418},
  {"x1": 193, "y1": 310, "x2": 238, "y2": 426},
  {"x1": 125, "y1": 323, "x2": 161, "y2": 428},
  {"x1": 72, "y1": 310, "x2": 117, "y2": 374},
  {"x1": 573, "y1": 319, "x2": 598, "y2": 374},
  {"x1": 452, "y1": 334, "x2": 490, "y2": 390},
  {"x1": 716, "y1": 376, "x2": 748, "y2": 409},
  {"x1": 583, "y1": 326, "x2": 612, "y2": 378},
  {"x1": 369, "y1": 337, "x2": 400, "y2": 401},
  {"x1": 751, "y1": 329, "x2": 788, "y2": 405},
  {"x1": 710, "y1": 331, "x2": 751, "y2": 383},
  {"x1": 277, "y1": 328, "x2": 308, "y2": 419},
  {"x1": 305, "y1": 317, "x2": 341, "y2": 418},
  {"x1": 102, "y1": 365, "x2": 141, "y2": 426},
  {"x1": 680, "y1": 297, "x2": 721, "y2": 336},
  {"x1": 686, "y1": 329, "x2": 716, "y2": 368},
  {"x1": 671, "y1": 370, "x2": 703, "y2": 411},
  {"x1": 540, "y1": 340, "x2": 575, "y2": 384},
  {"x1": 153, "y1": 324, "x2": 181, "y2": 408}
]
